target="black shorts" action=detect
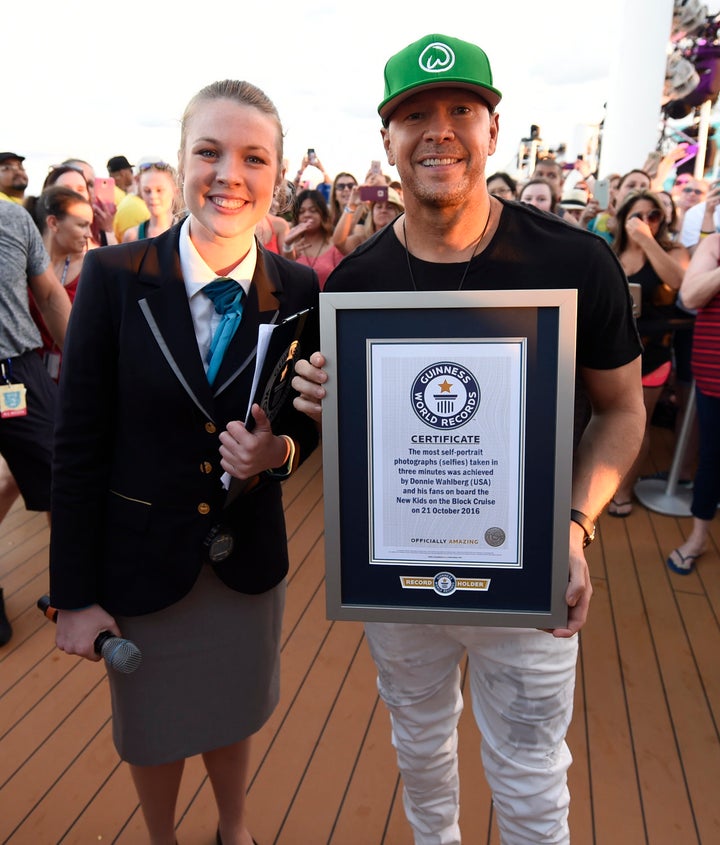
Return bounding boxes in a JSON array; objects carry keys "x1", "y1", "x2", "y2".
[{"x1": 0, "y1": 351, "x2": 56, "y2": 512}]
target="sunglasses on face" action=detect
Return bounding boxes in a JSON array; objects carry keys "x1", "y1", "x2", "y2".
[
  {"x1": 336, "y1": 182, "x2": 356, "y2": 190},
  {"x1": 629, "y1": 209, "x2": 663, "y2": 224},
  {"x1": 682, "y1": 186, "x2": 705, "y2": 195}
]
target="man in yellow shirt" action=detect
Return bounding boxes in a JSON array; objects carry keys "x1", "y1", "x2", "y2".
[
  {"x1": 0, "y1": 152, "x2": 28, "y2": 204},
  {"x1": 110, "y1": 155, "x2": 156, "y2": 242},
  {"x1": 107, "y1": 155, "x2": 135, "y2": 195}
]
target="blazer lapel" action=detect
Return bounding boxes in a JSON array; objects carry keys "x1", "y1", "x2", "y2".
[{"x1": 135, "y1": 229, "x2": 216, "y2": 421}]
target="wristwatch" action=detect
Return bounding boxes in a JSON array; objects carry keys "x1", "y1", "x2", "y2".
[{"x1": 570, "y1": 509, "x2": 596, "y2": 547}]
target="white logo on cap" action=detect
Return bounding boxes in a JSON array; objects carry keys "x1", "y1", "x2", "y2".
[{"x1": 418, "y1": 42, "x2": 456, "y2": 74}]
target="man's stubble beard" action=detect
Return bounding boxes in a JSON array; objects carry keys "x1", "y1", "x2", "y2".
[{"x1": 397, "y1": 158, "x2": 485, "y2": 211}]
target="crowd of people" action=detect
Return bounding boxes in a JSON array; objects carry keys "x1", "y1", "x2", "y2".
[
  {"x1": 487, "y1": 149, "x2": 718, "y2": 559},
  {"x1": 0, "y1": 28, "x2": 718, "y2": 845}
]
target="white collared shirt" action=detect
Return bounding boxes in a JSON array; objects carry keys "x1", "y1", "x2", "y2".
[{"x1": 178, "y1": 215, "x2": 257, "y2": 371}]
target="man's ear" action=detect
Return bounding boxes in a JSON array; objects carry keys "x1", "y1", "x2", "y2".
[
  {"x1": 488, "y1": 111, "x2": 500, "y2": 157},
  {"x1": 381, "y1": 127, "x2": 396, "y2": 168}
]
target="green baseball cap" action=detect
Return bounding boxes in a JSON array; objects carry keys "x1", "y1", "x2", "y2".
[{"x1": 378, "y1": 34, "x2": 502, "y2": 122}]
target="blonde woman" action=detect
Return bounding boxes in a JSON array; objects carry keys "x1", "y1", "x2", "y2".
[
  {"x1": 122, "y1": 163, "x2": 180, "y2": 242},
  {"x1": 50, "y1": 80, "x2": 320, "y2": 845}
]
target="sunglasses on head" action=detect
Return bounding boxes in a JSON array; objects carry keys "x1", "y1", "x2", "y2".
[
  {"x1": 138, "y1": 161, "x2": 171, "y2": 172},
  {"x1": 629, "y1": 209, "x2": 663, "y2": 224},
  {"x1": 335, "y1": 181, "x2": 356, "y2": 190}
]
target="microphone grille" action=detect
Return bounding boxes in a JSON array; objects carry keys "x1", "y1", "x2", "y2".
[{"x1": 101, "y1": 637, "x2": 143, "y2": 673}]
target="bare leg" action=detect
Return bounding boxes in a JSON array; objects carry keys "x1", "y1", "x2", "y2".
[
  {"x1": 667, "y1": 516, "x2": 712, "y2": 574},
  {"x1": 0, "y1": 455, "x2": 20, "y2": 524},
  {"x1": 203, "y1": 738, "x2": 254, "y2": 845},
  {"x1": 0, "y1": 457, "x2": 21, "y2": 646},
  {"x1": 677, "y1": 517, "x2": 711, "y2": 556},
  {"x1": 128, "y1": 758, "x2": 185, "y2": 845},
  {"x1": 610, "y1": 385, "x2": 663, "y2": 514}
]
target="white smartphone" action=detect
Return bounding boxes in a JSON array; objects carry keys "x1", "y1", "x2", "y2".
[
  {"x1": 628, "y1": 282, "x2": 642, "y2": 318},
  {"x1": 592, "y1": 178, "x2": 610, "y2": 209}
]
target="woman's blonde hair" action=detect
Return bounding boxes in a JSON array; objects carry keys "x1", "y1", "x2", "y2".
[{"x1": 178, "y1": 79, "x2": 285, "y2": 191}]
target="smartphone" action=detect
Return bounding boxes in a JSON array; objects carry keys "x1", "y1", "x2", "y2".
[
  {"x1": 359, "y1": 185, "x2": 388, "y2": 202},
  {"x1": 307, "y1": 148, "x2": 317, "y2": 165},
  {"x1": 370, "y1": 160, "x2": 382, "y2": 175},
  {"x1": 94, "y1": 176, "x2": 116, "y2": 206},
  {"x1": 628, "y1": 282, "x2": 642, "y2": 318},
  {"x1": 592, "y1": 178, "x2": 610, "y2": 209},
  {"x1": 674, "y1": 143, "x2": 698, "y2": 168}
]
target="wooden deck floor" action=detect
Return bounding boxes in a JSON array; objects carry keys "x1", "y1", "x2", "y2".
[{"x1": 1, "y1": 425, "x2": 719, "y2": 845}]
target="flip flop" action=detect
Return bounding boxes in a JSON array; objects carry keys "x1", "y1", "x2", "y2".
[
  {"x1": 607, "y1": 497, "x2": 633, "y2": 517},
  {"x1": 667, "y1": 547, "x2": 702, "y2": 575}
]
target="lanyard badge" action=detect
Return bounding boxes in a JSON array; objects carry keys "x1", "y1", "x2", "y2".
[{"x1": 0, "y1": 359, "x2": 28, "y2": 418}]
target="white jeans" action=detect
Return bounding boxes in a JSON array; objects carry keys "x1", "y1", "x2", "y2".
[{"x1": 364, "y1": 622, "x2": 579, "y2": 845}]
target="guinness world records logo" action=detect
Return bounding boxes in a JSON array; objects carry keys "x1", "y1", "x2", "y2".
[
  {"x1": 411, "y1": 362, "x2": 480, "y2": 429},
  {"x1": 433, "y1": 572, "x2": 457, "y2": 595}
]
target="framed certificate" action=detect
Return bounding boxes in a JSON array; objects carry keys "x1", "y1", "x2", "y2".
[{"x1": 321, "y1": 290, "x2": 577, "y2": 628}]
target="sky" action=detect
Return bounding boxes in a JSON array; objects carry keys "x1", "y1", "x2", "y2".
[{"x1": 3, "y1": 0, "x2": 719, "y2": 195}]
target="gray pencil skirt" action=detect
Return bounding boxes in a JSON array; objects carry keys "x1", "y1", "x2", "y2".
[{"x1": 107, "y1": 565, "x2": 285, "y2": 766}]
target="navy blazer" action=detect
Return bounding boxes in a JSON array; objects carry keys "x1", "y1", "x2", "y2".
[{"x1": 49, "y1": 224, "x2": 320, "y2": 616}]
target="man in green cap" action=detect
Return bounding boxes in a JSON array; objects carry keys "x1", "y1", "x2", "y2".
[{"x1": 294, "y1": 33, "x2": 644, "y2": 844}]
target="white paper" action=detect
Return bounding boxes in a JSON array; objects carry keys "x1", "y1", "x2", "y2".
[{"x1": 369, "y1": 340, "x2": 525, "y2": 567}]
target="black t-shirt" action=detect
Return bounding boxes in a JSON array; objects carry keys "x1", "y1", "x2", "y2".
[{"x1": 326, "y1": 200, "x2": 642, "y2": 371}]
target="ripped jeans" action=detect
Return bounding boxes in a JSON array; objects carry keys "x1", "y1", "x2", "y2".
[{"x1": 364, "y1": 622, "x2": 579, "y2": 845}]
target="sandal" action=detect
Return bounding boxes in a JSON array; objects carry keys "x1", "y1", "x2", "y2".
[
  {"x1": 607, "y1": 497, "x2": 633, "y2": 518},
  {"x1": 667, "y1": 547, "x2": 703, "y2": 575}
]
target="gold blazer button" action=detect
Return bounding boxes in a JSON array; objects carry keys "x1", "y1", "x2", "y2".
[
  {"x1": 205, "y1": 422, "x2": 216, "y2": 434},
  {"x1": 198, "y1": 502, "x2": 211, "y2": 515},
  {"x1": 200, "y1": 461, "x2": 213, "y2": 474}
]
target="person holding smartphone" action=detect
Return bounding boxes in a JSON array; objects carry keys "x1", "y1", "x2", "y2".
[
  {"x1": 292, "y1": 149, "x2": 331, "y2": 194},
  {"x1": 49, "y1": 79, "x2": 319, "y2": 845},
  {"x1": 281, "y1": 189, "x2": 344, "y2": 288},
  {"x1": 328, "y1": 172, "x2": 358, "y2": 224},
  {"x1": 608, "y1": 190, "x2": 690, "y2": 517},
  {"x1": 332, "y1": 174, "x2": 404, "y2": 255},
  {"x1": 32, "y1": 164, "x2": 116, "y2": 250}
]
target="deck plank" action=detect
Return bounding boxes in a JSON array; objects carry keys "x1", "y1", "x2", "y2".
[{"x1": 1, "y1": 426, "x2": 719, "y2": 844}]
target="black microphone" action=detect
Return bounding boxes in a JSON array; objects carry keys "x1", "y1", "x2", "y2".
[{"x1": 37, "y1": 595, "x2": 142, "y2": 674}]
